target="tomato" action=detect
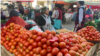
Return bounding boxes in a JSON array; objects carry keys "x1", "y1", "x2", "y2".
[
  {"x1": 43, "y1": 44, "x2": 47, "y2": 49},
  {"x1": 29, "y1": 34, "x2": 33, "y2": 38},
  {"x1": 47, "y1": 34, "x2": 53, "y2": 40},
  {"x1": 33, "y1": 54, "x2": 37, "y2": 56},
  {"x1": 64, "y1": 53, "x2": 71, "y2": 56},
  {"x1": 35, "y1": 47, "x2": 42, "y2": 54},
  {"x1": 9, "y1": 49, "x2": 13, "y2": 53},
  {"x1": 32, "y1": 35, "x2": 37, "y2": 40},
  {"x1": 32, "y1": 42, "x2": 37, "y2": 48},
  {"x1": 28, "y1": 45, "x2": 33, "y2": 51},
  {"x1": 59, "y1": 42, "x2": 66, "y2": 49},
  {"x1": 47, "y1": 53, "x2": 53, "y2": 56},
  {"x1": 47, "y1": 46, "x2": 52, "y2": 52},
  {"x1": 40, "y1": 49, "x2": 47, "y2": 56},
  {"x1": 25, "y1": 49, "x2": 29, "y2": 53},
  {"x1": 6, "y1": 37, "x2": 10, "y2": 41},
  {"x1": 11, "y1": 45, "x2": 15, "y2": 50},
  {"x1": 22, "y1": 51, "x2": 26, "y2": 55},
  {"x1": 70, "y1": 46, "x2": 78, "y2": 52},
  {"x1": 23, "y1": 46, "x2": 27, "y2": 50},
  {"x1": 13, "y1": 49, "x2": 17, "y2": 54},
  {"x1": 15, "y1": 38, "x2": 20, "y2": 42},
  {"x1": 46, "y1": 40, "x2": 51, "y2": 46},
  {"x1": 61, "y1": 48, "x2": 68, "y2": 54},
  {"x1": 35, "y1": 36, "x2": 42, "y2": 42},
  {"x1": 8, "y1": 42, "x2": 12, "y2": 47},
  {"x1": 23, "y1": 35, "x2": 28, "y2": 40},
  {"x1": 31, "y1": 30, "x2": 38, "y2": 35},
  {"x1": 45, "y1": 30, "x2": 51, "y2": 34},
  {"x1": 24, "y1": 42, "x2": 30, "y2": 47},
  {"x1": 14, "y1": 52, "x2": 19, "y2": 56},
  {"x1": 42, "y1": 32, "x2": 47, "y2": 38},
  {"x1": 51, "y1": 31, "x2": 56, "y2": 36},
  {"x1": 38, "y1": 42, "x2": 42, "y2": 47},
  {"x1": 78, "y1": 49, "x2": 82, "y2": 54},
  {"x1": 37, "y1": 32, "x2": 42, "y2": 36},
  {"x1": 57, "y1": 52, "x2": 63, "y2": 56},
  {"x1": 41, "y1": 38, "x2": 47, "y2": 44},
  {"x1": 68, "y1": 42, "x2": 73, "y2": 47},
  {"x1": 69, "y1": 50, "x2": 76, "y2": 56},
  {"x1": 77, "y1": 44, "x2": 82, "y2": 49},
  {"x1": 66, "y1": 46, "x2": 70, "y2": 50},
  {"x1": 19, "y1": 48, "x2": 23, "y2": 53},
  {"x1": 13, "y1": 42, "x2": 17, "y2": 46},
  {"x1": 29, "y1": 39, "x2": 34, "y2": 44},
  {"x1": 25, "y1": 54, "x2": 30, "y2": 56},
  {"x1": 52, "y1": 47, "x2": 59, "y2": 55},
  {"x1": 52, "y1": 42, "x2": 58, "y2": 47},
  {"x1": 17, "y1": 54, "x2": 22, "y2": 56},
  {"x1": 59, "y1": 38, "x2": 64, "y2": 42},
  {"x1": 29, "y1": 51, "x2": 33, "y2": 55}
]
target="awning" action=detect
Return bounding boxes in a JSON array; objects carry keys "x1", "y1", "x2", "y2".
[
  {"x1": 64, "y1": 0, "x2": 77, "y2": 3},
  {"x1": 8, "y1": 0, "x2": 34, "y2": 2},
  {"x1": 87, "y1": 5, "x2": 100, "y2": 9},
  {"x1": 85, "y1": 2, "x2": 100, "y2": 5},
  {"x1": 53, "y1": 1, "x2": 70, "y2": 5}
]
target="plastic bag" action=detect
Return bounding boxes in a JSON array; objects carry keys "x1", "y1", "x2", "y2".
[{"x1": 30, "y1": 26, "x2": 43, "y2": 32}]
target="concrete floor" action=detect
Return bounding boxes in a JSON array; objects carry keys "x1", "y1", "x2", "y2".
[{"x1": 62, "y1": 21, "x2": 75, "y2": 31}]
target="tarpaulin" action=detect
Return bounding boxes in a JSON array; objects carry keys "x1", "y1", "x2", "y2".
[
  {"x1": 15, "y1": 0, "x2": 34, "y2": 2},
  {"x1": 87, "y1": 5, "x2": 100, "y2": 9}
]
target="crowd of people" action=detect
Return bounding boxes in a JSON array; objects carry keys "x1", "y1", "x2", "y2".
[{"x1": 1, "y1": 1, "x2": 100, "y2": 32}]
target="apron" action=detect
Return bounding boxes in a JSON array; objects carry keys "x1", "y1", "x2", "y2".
[{"x1": 41, "y1": 15, "x2": 56, "y2": 31}]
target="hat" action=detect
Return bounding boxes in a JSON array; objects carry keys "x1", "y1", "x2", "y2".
[
  {"x1": 41, "y1": 7, "x2": 49, "y2": 14},
  {"x1": 10, "y1": 9, "x2": 19, "y2": 17},
  {"x1": 78, "y1": 1, "x2": 84, "y2": 5}
]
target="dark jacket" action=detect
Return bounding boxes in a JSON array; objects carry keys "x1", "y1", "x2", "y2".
[{"x1": 37, "y1": 15, "x2": 54, "y2": 31}]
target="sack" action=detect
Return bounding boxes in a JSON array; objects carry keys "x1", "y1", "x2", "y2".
[
  {"x1": 0, "y1": 45, "x2": 15, "y2": 56},
  {"x1": 53, "y1": 19, "x2": 61, "y2": 29}
]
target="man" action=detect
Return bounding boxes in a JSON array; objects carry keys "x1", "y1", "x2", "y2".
[
  {"x1": 18, "y1": 2, "x2": 24, "y2": 15},
  {"x1": 74, "y1": 1, "x2": 85, "y2": 32}
]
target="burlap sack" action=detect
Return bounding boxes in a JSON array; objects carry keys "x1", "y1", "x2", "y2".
[{"x1": 0, "y1": 45, "x2": 14, "y2": 56}]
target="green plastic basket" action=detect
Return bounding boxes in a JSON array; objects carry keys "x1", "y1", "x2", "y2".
[{"x1": 95, "y1": 19, "x2": 100, "y2": 23}]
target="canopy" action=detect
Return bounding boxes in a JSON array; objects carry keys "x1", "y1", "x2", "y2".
[
  {"x1": 87, "y1": 5, "x2": 100, "y2": 9},
  {"x1": 85, "y1": 2, "x2": 100, "y2": 5},
  {"x1": 64, "y1": 0, "x2": 77, "y2": 3},
  {"x1": 53, "y1": 1, "x2": 70, "y2": 5},
  {"x1": 8, "y1": 0, "x2": 34, "y2": 2}
]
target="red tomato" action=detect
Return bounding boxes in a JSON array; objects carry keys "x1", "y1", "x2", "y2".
[
  {"x1": 46, "y1": 40, "x2": 52, "y2": 46},
  {"x1": 13, "y1": 42, "x2": 17, "y2": 46},
  {"x1": 69, "y1": 50, "x2": 76, "y2": 56},
  {"x1": 41, "y1": 38, "x2": 47, "y2": 44},
  {"x1": 25, "y1": 49, "x2": 29, "y2": 53},
  {"x1": 57, "y1": 52, "x2": 63, "y2": 56},
  {"x1": 68, "y1": 42, "x2": 73, "y2": 47},
  {"x1": 37, "y1": 32, "x2": 42, "y2": 36},
  {"x1": 42, "y1": 32, "x2": 47, "y2": 38},
  {"x1": 14, "y1": 52, "x2": 19, "y2": 56},
  {"x1": 47, "y1": 46, "x2": 52, "y2": 52},
  {"x1": 35, "y1": 36, "x2": 42, "y2": 42},
  {"x1": 23, "y1": 46, "x2": 27, "y2": 50},
  {"x1": 17, "y1": 54, "x2": 22, "y2": 56},
  {"x1": 11, "y1": 45, "x2": 15, "y2": 50},
  {"x1": 19, "y1": 48, "x2": 23, "y2": 53},
  {"x1": 29, "y1": 34, "x2": 33, "y2": 38},
  {"x1": 28, "y1": 45, "x2": 33, "y2": 51},
  {"x1": 64, "y1": 53, "x2": 71, "y2": 56},
  {"x1": 31, "y1": 30, "x2": 38, "y2": 35},
  {"x1": 47, "y1": 34, "x2": 53, "y2": 40},
  {"x1": 66, "y1": 45, "x2": 70, "y2": 50},
  {"x1": 70, "y1": 46, "x2": 79, "y2": 52},
  {"x1": 59, "y1": 42, "x2": 66, "y2": 49},
  {"x1": 32, "y1": 35, "x2": 37, "y2": 40},
  {"x1": 40, "y1": 49, "x2": 47, "y2": 56},
  {"x1": 29, "y1": 39, "x2": 34, "y2": 44},
  {"x1": 59, "y1": 38, "x2": 65, "y2": 42},
  {"x1": 8, "y1": 42, "x2": 12, "y2": 47},
  {"x1": 52, "y1": 42, "x2": 58, "y2": 47},
  {"x1": 13, "y1": 49, "x2": 17, "y2": 54},
  {"x1": 52, "y1": 47, "x2": 59, "y2": 55},
  {"x1": 29, "y1": 51, "x2": 33, "y2": 55},
  {"x1": 23, "y1": 35, "x2": 28, "y2": 40},
  {"x1": 38, "y1": 42, "x2": 42, "y2": 47},
  {"x1": 32, "y1": 42, "x2": 37, "y2": 48},
  {"x1": 43, "y1": 44, "x2": 47, "y2": 49},
  {"x1": 24, "y1": 42, "x2": 30, "y2": 47},
  {"x1": 45, "y1": 30, "x2": 51, "y2": 34},
  {"x1": 35, "y1": 47, "x2": 42, "y2": 54},
  {"x1": 51, "y1": 31, "x2": 56, "y2": 36},
  {"x1": 61, "y1": 48, "x2": 68, "y2": 54},
  {"x1": 22, "y1": 51, "x2": 26, "y2": 55},
  {"x1": 47, "y1": 53, "x2": 53, "y2": 56},
  {"x1": 25, "y1": 54, "x2": 30, "y2": 56}
]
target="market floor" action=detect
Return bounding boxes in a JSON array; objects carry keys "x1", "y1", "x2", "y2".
[{"x1": 62, "y1": 21, "x2": 75, "y2": 31}]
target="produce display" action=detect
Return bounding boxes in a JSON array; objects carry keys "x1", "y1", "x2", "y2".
[
  {"x1": 1, "y1": 23, "x2": 94, "y2": 56},
  {"x1": 56, "y1": 29, "x2": 70, "y2": 33},
  {"x1": 77, "y1": 26, "x2": 100, "y2": 41}
]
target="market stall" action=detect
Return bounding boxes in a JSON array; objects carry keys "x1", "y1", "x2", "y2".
[{"x1": 2, "y1": 22, "x2": 100, "y2": 56}]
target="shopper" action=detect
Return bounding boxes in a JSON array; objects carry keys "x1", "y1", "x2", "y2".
[
  {"x1": 18, "y1": 2, "x2": 24, "y2": 15},
  {"x1": 37, "y1": 7, "x2": 55, "y2": 31},
  {"x1": 1, "y1": 10, "x2": 6, "y2": 20},
  {"x1": 74, "y1": 1, "x2": 86, "y2": 32},
  {"x1": 54, "y1": 4, "x2": 63, "y2": 29}
]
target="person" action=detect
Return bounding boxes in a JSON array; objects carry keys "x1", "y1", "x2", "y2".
[
  {"x1": 37, "y1": 7, "x2": 55, "y2": 31},
  {"x1": 5, "y1": 9, "x2": 34, "y2": 30},
  {"x1": 1, "y1": 10, "x2": 6, "y2": 20},
  {"x1": 98, "y1": 9, "x2": 100, "y2": 19},
  {"x1": 54, "y1": 4, "x2": 63, "y2": 29},
  {"x1": 18, "y1": 2, "x2": 24, "y2": 15},
  {"x1": 74, "y1": 1, "x2": 85, "y2": 32}
]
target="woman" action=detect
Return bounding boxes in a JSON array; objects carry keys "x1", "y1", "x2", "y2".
[
  {"x1": 37, "y1": 7, "x2": 55, "y2": 31},
  {"x1": 5, "y1": 9, "x2": 33, "y2": 30},
  {"x1": 74, "y1": 1, "x2": 86, "y2": 32}
]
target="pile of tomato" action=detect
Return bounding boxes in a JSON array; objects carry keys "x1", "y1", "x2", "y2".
[
  {"x1": 1, "y1": 23, "x2": 94, "y2": 56},
  {"x1": 77, "y1": 26, "x2": 100, "y2": 41}
]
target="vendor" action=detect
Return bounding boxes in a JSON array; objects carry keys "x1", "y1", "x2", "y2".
[
  {"x1": 5, "y1": 9, "x2": 33, "y2": 30},
  {"x1": 74, "y1": 1, "x2": 86, "y2": 32},
  {"x1": 37, "y1": 7, "x2": 55, "y2": 31}
]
